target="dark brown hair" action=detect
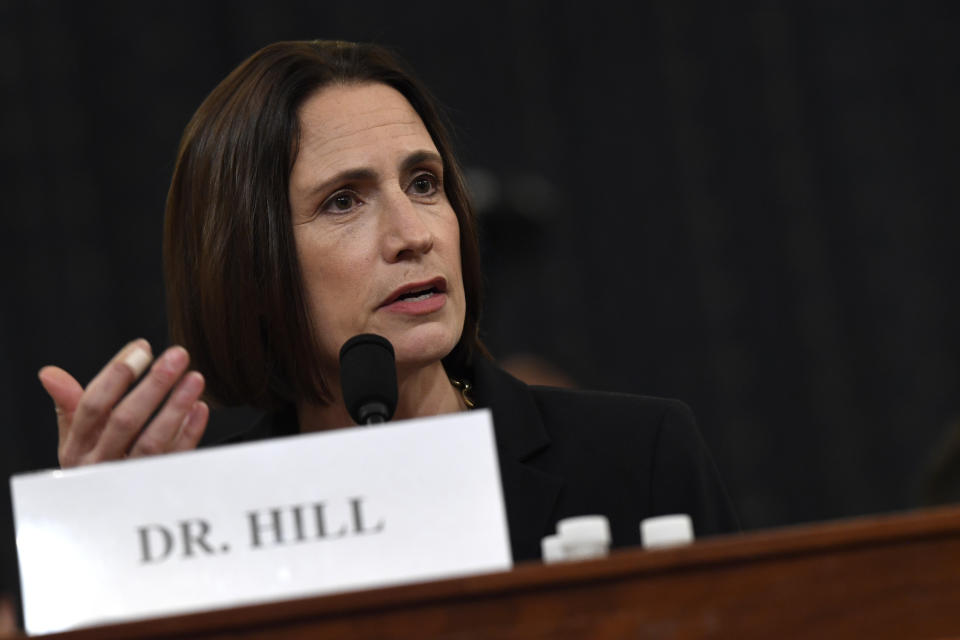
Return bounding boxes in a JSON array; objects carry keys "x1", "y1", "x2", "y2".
[{"x1": 164, "y1": 40, "x2": 484, "y2": 409}]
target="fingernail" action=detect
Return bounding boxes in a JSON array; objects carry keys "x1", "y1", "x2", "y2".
[
  {"x1": 162, "y1": 346, "x2": 189, "y2": 370},
  {"x1": 184, "y1": 401, "x2": 208, "y2": 436},
  {"x1": 180, "y1": 401, "x2": 202, "y2": 433},
  {"x1": 182, "y1": 371, "x2": 204, "y2": 395},
  {"x1": 123, "y1": 345, "x2": 153, "y2": 378}
]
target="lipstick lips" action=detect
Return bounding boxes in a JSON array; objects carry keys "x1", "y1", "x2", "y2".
[{"x1": 379, "y1": 277, "x2": 448, "y2": 314}]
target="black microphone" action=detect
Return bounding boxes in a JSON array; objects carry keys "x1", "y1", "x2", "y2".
[{"x1": 339, "y1": 334, "x2": 398, "y2": 425}]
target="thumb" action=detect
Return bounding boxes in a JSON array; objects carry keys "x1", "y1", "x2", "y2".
[{"x1": 38, "y1": 366, "x2": 84, "y2": 441}]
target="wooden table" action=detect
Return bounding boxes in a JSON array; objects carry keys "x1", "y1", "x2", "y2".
[{"x1": 31, "y1": 505, "x2": 960, "y2": 639}]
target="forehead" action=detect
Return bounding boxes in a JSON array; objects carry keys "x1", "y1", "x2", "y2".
[{"x1": 294, "y1": 82, "x2": 437, "y2": 171}]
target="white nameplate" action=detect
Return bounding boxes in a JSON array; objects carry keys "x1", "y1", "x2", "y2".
[{"x1": 11, "y1": 409, "x2": 511, "y2": 635}]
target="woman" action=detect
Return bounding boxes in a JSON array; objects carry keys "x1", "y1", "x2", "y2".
[{"x1": 38, "y1": 40, "x2": 737, "y2": 562}]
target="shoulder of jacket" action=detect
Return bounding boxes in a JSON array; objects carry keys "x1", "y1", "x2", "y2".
[{"x1": 527, "y1": 384, "x2": 692, "y2": 420}]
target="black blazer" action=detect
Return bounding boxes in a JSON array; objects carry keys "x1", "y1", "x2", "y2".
[
  {"x1": 233, "y1": 357, "x2": 738, "y2": 563},
  {"x1": 469, "y1": 356, "x2": 738, "y2": 562}
]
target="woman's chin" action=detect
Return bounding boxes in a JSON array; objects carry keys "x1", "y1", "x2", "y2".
[{"x1": 389, "y1": 328, "x2": 461, "y2": 372}]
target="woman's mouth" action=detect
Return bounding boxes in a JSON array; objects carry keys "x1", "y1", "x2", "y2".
[
  {"x1": 398, "y1": 286, "x2": 440, "y2": 302},
  {"x1": 380, "y1": 278, "x2": 448, "y2": 314}
]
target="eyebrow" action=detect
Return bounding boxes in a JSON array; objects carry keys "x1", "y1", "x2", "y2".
[{"x1": 304, "y1": 150, "x2": 443, "y2": 199}]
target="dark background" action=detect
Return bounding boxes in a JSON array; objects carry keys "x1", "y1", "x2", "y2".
[{"x1": 2, "y1": 0, "x2": 958, "y2": 606}]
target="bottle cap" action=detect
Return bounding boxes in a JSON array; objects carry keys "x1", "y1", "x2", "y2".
[
  {"x1": 557, "y1": 515, "x2": 611, "y2": 546},
  {"x1": 541, "y1": 534, "x2": 565, "y2": 563},
  {"x1": 640, "y1": 514, "x2": 694, "y2": 549}
]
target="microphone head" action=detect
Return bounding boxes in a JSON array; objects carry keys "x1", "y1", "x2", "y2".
[{"x1": 339, "y1": 334, "x2": 398, "y2": 425}]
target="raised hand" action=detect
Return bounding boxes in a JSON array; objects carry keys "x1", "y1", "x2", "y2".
[{"x1": 38, "y1": 339, "x2": 209, "y2": 468}]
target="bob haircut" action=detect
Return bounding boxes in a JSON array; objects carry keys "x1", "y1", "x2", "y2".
[{"x1": 164, "y1": 40, "x2": 484, "y2": 410}]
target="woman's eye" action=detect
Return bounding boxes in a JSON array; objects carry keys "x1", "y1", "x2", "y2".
[
  {"x1": 409, "y1": 173, "x2": 439, "y2": 196},
  {"x1": 322, "y1": 191, "x2": 359, "y2": 213}
]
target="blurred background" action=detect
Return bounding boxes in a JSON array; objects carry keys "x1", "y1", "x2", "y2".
[{"x1": 1, "y1": 0, "x2": 958, "y2": 616}]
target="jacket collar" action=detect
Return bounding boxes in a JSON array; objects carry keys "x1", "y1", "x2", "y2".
[{"x1": 471, "y1": 357, "x2": 563, "y2": 563}]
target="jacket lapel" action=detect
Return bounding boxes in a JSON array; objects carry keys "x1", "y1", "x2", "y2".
[{"x1": 473, "y1": 357, "x2": 564, "y2": 563}]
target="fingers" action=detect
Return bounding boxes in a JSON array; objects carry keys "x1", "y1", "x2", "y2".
[
  {"x1": 45, "y1": 339, "x2": 210, "y2": 468},
  {"x1": 170, "y1": 401, "x2": 209, "y2": 453},
  {"x1": 84, "y1": 345, "x2": 195, "y2": 462},
  {"x1": 123, "y1": 369, "x2": 205, "y2": 458},
  {"x1": 58, "y1": 339, "x2": 154, "y2": 466}
]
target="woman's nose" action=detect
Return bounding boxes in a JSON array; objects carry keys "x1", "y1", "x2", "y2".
[{"x1": 380, "y1": 192, "x2": 434, "y2": 261}]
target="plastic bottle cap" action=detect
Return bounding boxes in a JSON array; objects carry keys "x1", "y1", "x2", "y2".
[
  {"x1": 556, "y1": 515, "x2": 611, "y2": 546},
  {"x1": 541, "y1": 534, "x2": 565, "y2": 563},
  {"x1": 640, "y1": 514, "x2": 694, "y2": 549}
]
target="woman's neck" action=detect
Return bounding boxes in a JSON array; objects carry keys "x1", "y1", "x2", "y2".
[{"x1": 296, "y1": 360, "x2": 466, "y2": 432}]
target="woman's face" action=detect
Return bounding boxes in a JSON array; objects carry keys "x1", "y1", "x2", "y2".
[{"x1": 287, "y1": 82, "x2": 466, "y2": 377}]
